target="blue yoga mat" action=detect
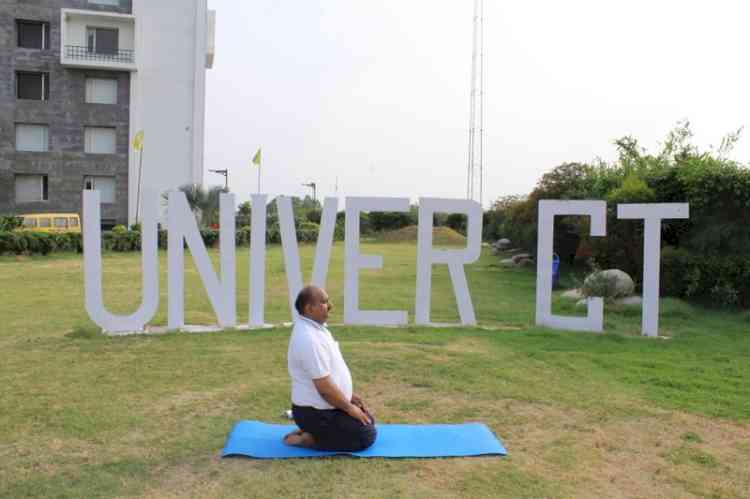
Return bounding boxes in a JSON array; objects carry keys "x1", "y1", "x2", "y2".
[{"x1": 221, "y1": 421, "x2": 507, "y2": 459}]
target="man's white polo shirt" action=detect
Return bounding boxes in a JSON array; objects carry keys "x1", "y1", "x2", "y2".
[{"x1": 287, "y1": 315, "x2": 353, "y2": 410}]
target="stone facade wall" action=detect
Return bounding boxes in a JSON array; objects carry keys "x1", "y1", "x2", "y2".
[{"x1": 0, "y1": 0, "x2": 132, "y2": 225}]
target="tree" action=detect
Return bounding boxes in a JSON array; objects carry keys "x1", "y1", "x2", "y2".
[
  {"x1": 446, "y1": 213, "x2": 467, "y2": 235},
  {"x1": 168, "y1": 184, "x2": 227, "y2": 227},
  {"x1": 237, "y1": 201, "x2": 252, "y2": 227}
]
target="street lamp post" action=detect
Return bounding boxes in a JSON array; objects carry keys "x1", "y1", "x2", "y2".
[
  {"x1": 302, "y1": 181, "x2": 317, "y2": 202},
  {"x1": 209, "y1": 169, "x2": 229, "y2": 191}
]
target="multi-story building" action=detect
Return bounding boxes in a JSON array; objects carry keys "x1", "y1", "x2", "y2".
[{"x1": 0, "y1": 0, "x2": 216, "y2": 228}]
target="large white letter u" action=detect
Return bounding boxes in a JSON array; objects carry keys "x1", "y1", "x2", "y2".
[{"x1": 83, "y1": 189, "x2": 159, "y2": 333}]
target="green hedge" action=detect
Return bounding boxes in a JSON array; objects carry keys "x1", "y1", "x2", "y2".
[
  {"x1": 0, "y1": 216, "x2": 23, "y2": 232},
  {"x1": 0, "y1": 222, "x2": 328, "y2": 255},
  {"x1": 661, "y1": 246, "x2": 750, "y2": 308},
  {"x1": 490, "y1": 122, "x2": 750, "y2": 307},
  {"x1": 0, "y1": 232, "x2": 83, "y2": 255}
]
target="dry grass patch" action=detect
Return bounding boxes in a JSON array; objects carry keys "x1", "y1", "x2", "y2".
[
  {"x1": 350, "y1": 379, "x2": 750, "y2": 499},
  {"x1": 138, "y1": 461, "x2": 225, "y2": 499},
  {"x1": 511, "y1": 403, "x2": 750, "y2": 498},
  {"x1": 378, "y1": 225, "x2": 467, "y2": 246}
]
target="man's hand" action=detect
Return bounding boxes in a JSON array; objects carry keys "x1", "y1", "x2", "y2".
[
  {"x1": 313, "y1": 377, "x2": 373, "y2": 425},
  {"x1": 346, "y1": 403, "x2": 372, "y2": 426},
  {"x1": 351, "y1": 393, "x2": 373, "y2": 424},
  {"x1": 351, "y1": 393, "x2": 369, "y2": 413}
]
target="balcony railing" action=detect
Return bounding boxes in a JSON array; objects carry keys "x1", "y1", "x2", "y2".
[{"x1": 64, "y1": 45, "x2": 134, "y2": 64}]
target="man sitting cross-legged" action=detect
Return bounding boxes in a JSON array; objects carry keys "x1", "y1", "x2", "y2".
[{"x1": 283, "y1": 285, "x2": 377, "y2": 452}]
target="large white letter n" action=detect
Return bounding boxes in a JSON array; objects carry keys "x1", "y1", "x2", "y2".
[
  {"x1": 168, "y1": 191, "x2": 237, "y2": 330},
  {"x1": 83, "y1": 189, "x2": 159, "y2": 333}
]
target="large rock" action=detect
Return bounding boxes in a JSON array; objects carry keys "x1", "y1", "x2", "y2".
[
  {"x1": 583, "y1": 269, "x2": 635, "y2": 299},
  {"x1": 511, "y1": 253, "x2": 532, "y2": 264},
  {"x1": 562, "y1": 288, "x2": 584, "y2": 300},
  {"x1": 615, "y1": 295, "x2": 642, "y2": 306},
  {"x1": 497, "y1": 238, "x2": 511, "y2": 249}
]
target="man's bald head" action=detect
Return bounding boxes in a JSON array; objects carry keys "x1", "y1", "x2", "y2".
[{"x1": 295, "y1": 285, "x2": 325, "y2": 316}]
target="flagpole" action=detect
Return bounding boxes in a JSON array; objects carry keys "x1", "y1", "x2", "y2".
[
  {"x1": 135, "y1": 147, "x2": 143, "y2": 226},
  {"x1": 252, "y1": 147, "x2": 262, "y2": 193}
]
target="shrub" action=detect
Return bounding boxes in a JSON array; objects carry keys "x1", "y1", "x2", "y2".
[
  {"x1": 296, "y1": 221, "x2": 320, "y2": 243},
  {"x1": 266, "y1": 221, "x2": 280, "y2": 244},
  {"x1": 306, "y1": 210, "x2": 321, "y2": 224},
  {"x1": 0, "y1": 216, "x2": 23, "y2": 232},
  {"x1": 446, "y1": 213, "x2": 467, "y2": 235},
  {"x1": 334, "y1": 218, "x2": 345, "y2": 241},
  {"x1": 32, "y1": 232, "x2": 56, "y2": 255},
  {"x1": 368, "y1": 211, "x2": 411, "y2": 232},
  {"x1": 53, "y1": 233, "x2": 83, "y2": 253},
  {"x1": 606, "y1": 175, "x2": 656, "y2": 204},
  {"x1": 200, "y1": 228, "x2": 219, "y2": 248},
  {"x1": 493, "y1": 121, "x2": 750, "y2": 307},
  {"x1": 236, "y1": 226, "x2": 251, "y2": 246},
  {"x1": 0, "y1": 222, "x2": 329, "y2": 256},
  {"x1": 103, "y1": 230, "x2": 140, "y2": 252},
  {"x1": 660, "y1": 247, "x2": 750, "y2": 308},
  {"x1": 0, "y1": 231, "x2": 67, "y2": 255},
  {"x1": 158, "y1": 230, "x2": 168, "y2": 250}
]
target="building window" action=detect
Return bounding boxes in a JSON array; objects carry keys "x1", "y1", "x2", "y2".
[
  {"x1": 85, "y1": 78, "x2": 117, "y2": 104},
  {"x1": 83, "y1": 176, "x2": 116, "y2": 204},
  {"x1": 84, "y1": 127, "x2": 116, "y2": 154},
  {"x1": 15, "y1": 124, "x2": 49, "y2": 152},
  {"x1": 17, "y1": 20, "x2": 49, "y2": 50},
  {"x1": 15, "y1": 175, "x2": 48, "y2": 203},
  {"x1": 88, "y1": 0, "x2": 120, "y2": 6},
  {"x1": 16, "y1": 72, "x2": 49, "y2": 101},
  {"x1": 87, "y1": 27, "x2": 118, "y2": 55}
]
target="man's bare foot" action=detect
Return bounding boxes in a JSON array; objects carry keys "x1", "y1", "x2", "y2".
[{"x1": 283, "y1": 430, "x2": 315, "y2": 448}]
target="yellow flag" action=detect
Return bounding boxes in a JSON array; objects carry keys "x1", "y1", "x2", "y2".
[
  {"x1": 251, "y1": 148, "x2": 261, "y2": 167},
  {"x1": 132, "y1": 130, "x2": 144, "y2": 151}
]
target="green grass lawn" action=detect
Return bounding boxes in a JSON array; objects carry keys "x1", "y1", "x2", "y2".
[{"x1": 1, "y1": 243, "x2": 749, "y2": 498}]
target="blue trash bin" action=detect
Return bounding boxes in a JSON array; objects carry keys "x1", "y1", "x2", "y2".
[{"x1": 552, "y1": 253, "x2": 560, "y2": 289}]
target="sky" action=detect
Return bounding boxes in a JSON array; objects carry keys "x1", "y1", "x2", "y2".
[{"x1": 203, "y1": 0, "x2": 750, "y2": 207}]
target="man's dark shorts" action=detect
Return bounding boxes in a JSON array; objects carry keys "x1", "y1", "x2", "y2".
[{"x1": 292, "y1": 404, "x2": 377, "y2": 452}]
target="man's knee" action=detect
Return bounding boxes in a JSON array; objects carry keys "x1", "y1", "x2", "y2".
[{"x1": 355, "y1": 423, "x2": 377, "y2": 451}]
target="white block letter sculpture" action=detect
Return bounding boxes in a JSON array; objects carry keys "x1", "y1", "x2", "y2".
[
  {"x1": 415, "y1": 198, "x2": 483, "y2": 325},
  {"x1": 618, "y1": 203, "x2": 689, "y2": 337},
  {"x1": 83, "y1": 189, "x2": 159, "y2": 332},
  {"x1": 536, "y1": 200, "x2": 606, "y2": 332},
  {"x1": 249, "y1": 194, "x2": 267, "y2": 327},
  {"x1": 277, "y1": 196, "x2": 339, "y2": 321},
  {"x1": 168, "y1": 191, "x2": 236, "y2": 330},
  {"x1": 345, "y1": 197, "x2": 409, "y2": 325}
]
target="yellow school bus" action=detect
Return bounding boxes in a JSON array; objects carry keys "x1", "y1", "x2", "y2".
[{"x1": 20, "y1": 213, "x2": 81, "y2": 233}]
